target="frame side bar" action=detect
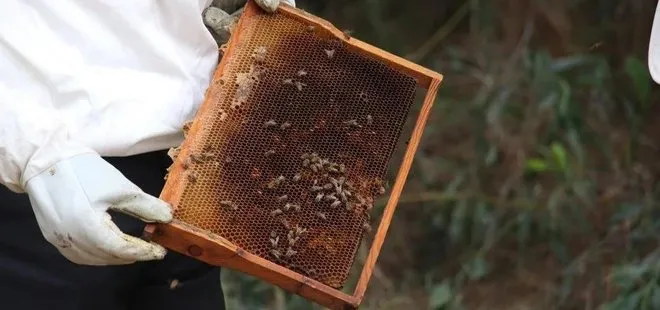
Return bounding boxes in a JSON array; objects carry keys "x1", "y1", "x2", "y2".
[{"x1": 352, "y1": 78, "x2": 442, "y2": 301}]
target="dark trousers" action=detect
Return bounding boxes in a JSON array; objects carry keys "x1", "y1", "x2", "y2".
[{"x1": 0, "y1": 150, "x2": 225, "y2": 310}]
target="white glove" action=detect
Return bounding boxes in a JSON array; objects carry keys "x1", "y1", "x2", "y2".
[
  {"x1": 24, "y1": 152, "x2": 173, "y2": 266},
  {"x1": 204, "y1": 0, "x2": 296, "y2": 44}
]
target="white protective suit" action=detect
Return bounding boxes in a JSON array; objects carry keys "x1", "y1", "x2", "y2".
[
  {"x1": 0, "y1": 0, "x2": 294, "y2": 266},
  {"x1": 650, "y1": 2, "x2": 660, "y2": 84}
]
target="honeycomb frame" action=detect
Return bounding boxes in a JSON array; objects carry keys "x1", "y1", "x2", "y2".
[{"x1": 143, "y1": 1, "x2": 443, "y2": 309}]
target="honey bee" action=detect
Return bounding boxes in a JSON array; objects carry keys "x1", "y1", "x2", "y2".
[
  {"x1": 252, "y1": 46, "x2": 267, "y2": 63},
  {"x1": 340, "y1": 192, "x2": 347, "y2": 203},
  {"x1": 285, "y1": 248, "x2": 297, "y2": 258},
  {"x1": 338, "y1": 177, "x2": 346, "y2": 184},
  {"x1": 267, "y1": 177, "x2": 283, "y2": 189},
  {"x1": 292, "y1": 173, "x2": 302, "y2": 182},
  {"x1": 270, "y1": 236, "x2": 279, "y2": 248},
  {"x1": 295, "y1": 226, "x2": 307, "y2": 235},
  {"x1": 301, "y1": 153, "x2": 310, "y2": 159},
  {"x1": 282, "y1": 78, "x2": 294, "y2": 85},
  {"x1": 335, "y1": 186, "x2": 342, "y2": 196},
  {"x1": 283, "y1": 203, "x2": 292, "y2": 212},
  {"x1": 327, "y1": 166, "x2": 339, "y2": 173},
  {"x1": 169, "y1": 279, "x2": 180, "y2": 290},
  {"x1": 189, "y1": 153, "x2": 203, "y2": 164},
  {"x1": 323, "y1": 183, "x2": 333, "y2": 190},
  {"x1": 362, "y1": 222, "x2": 372, "y2": 233},
  {"x1": 378, "y1": 186, "x2": 386, "y2": 195},
  {"x1": 220, "y1": 200, "x2": 237, "y2": 210},
  {"x1": 264, "y1": 120, "x2": 278, "y2": 128},
  {"x1": 295, "y1": 81, "x2": 306, "y2": 91},
  {"x1": 345, "y1": 202, "x2": 353, "y2": 211},
  {"x1": 366, "y1": 114, "x2": 373, "y2": 125},
  {"x1": 270, "y1": 209, "x2": 283, "y2": 217},
  {"x1": 311, "y1": 165, "x2": 318, "y2": 173},
  {"x1": 342, "y1": 119, "x2": 362, "y2": 128},
  {"x1": 342, "y1": 29, "x2": 353, "y2": 39},
  {"x1": 315, "y1": 193, "x2": 324, "y2": 202},
  {"x1": 303, "y1": 159, "x2": 310, "y2": 167},
  {"x1": 280, "y1": 122, "x2": 292, "y2": 130},
  {"x1": 270, "y1": 231, "x2": 278, "y2": 238},
  {"x1": 277, "y1": 195, "x2": 288, "y2": 202},
  {"x1": 306, "y1": 25, "x2": 316, "y2": 32},
  {"x1": 324, "y1": 49, "x2": 335, "y2": 59},
  {"x1": 324, "y1": 194, "x2": 337, "y2": 202},
  {"x1": 265, "y1": 150, "x2": 276, "y2": 157},
  {"x1": 343, "y1": 190, "x2": 352, "y2": 197},
  {"x1": 182, "y1": 120, "x2": 193, "y2": 134},
  {"x1": 168, "y1": 146, "x2": 180, "y2": 160},
  {"x1": 292, "y1": 204, "x2": 301, "y2": 212},
  {"x1": 311, "y1": 185, "x2": 323, "y2": 192},
  {"x1": 339, "y1": 163, "x2": 346, "y2": 173},
  {"x1": 330, "y1": 200, "x2": 342, "y2": 208},
  {"x1": 270, "y1": 249, "x2": 282, "y2": 259},
  {"x1": 186, "y1": 171, "x2": 198, "y2": 183},
  {"x1": 316, "y1": 212, "x2": 327, "y2": 221},
  {"x1": 281, "y1": 218, "x2": 291, "y2": 230},
  {"x1": 297, "y1": 69, "x2": 307, "y2": 77}
]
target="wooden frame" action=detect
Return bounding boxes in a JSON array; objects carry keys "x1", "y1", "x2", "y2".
[{"x1": 143, "y1": 1, "x2": 443, "y2": 309}]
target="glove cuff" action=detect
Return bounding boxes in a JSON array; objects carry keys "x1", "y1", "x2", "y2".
[{"x1": 21, "y1": 139, "x2": 96, "y2": 191}]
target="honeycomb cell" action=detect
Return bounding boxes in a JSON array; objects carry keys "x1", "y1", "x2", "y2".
[{"x1": 171, "y1": 12, "x2": 416, "y2": 289}]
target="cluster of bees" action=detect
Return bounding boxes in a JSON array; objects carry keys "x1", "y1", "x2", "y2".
[
  {"x1": 167, "y1": 32, "x2": 389, "y2": 273},
  {"x1": 269, "y1": 225, "x2": 308, "y2": 262}
]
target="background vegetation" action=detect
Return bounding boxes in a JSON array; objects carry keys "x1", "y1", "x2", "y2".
[{"x1": 221, "y1": 0, "x2": 660, "y2": 309}]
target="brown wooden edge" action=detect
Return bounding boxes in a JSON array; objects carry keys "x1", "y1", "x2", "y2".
[
  {"x1": 353, "y1": 78, "x2": 442, "y2": 301},
  {"x1": 275, "y1": 3, "x2": 444, "y2": 88},
  {"x1": 143, "y1": 1, "x2": 444, "y2": 309},
  {"x1": 151, "y1": 220, "x2": 359, "y2": 309}
]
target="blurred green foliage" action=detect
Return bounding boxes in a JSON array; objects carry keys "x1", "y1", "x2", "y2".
[{"x1": 222, "y1": 0, "x2": 660, "y2": 309}]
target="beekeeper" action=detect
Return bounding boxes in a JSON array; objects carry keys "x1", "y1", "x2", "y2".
[
  {"x1": 0, "y1": 0, "x2": 294, "y2": 309},
  {"x1": 650, "y1": 4, "x2": 660, "y2": 85}
]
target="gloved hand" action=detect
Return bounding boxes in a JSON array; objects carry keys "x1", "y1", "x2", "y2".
[
  {"x1": 24, "y1": 152, "x2": 173, "y2": 266},
  {"x1": 203, "y1": 0, "x2": 296, "y2": 45}
]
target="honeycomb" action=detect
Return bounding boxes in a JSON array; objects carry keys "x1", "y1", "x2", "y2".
[{"x1": 173, "y1": 8, "x2": 417, "y2": 289}]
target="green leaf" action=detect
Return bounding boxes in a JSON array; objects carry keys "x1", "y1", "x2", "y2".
[
  {"x1": 625, "y1": 56, "x2": 651, "y2": 105},
  {"x1": 517, "y1": 211, "x2": 532, "y2": 248},
  {"x1": 551, "y1": 142, "x2": 568, "y2": 172},
  {"x1": 484, "y1": 145, "x2": 498, "y2": 166},
  {"x1": 571, "y1": 180, "x2": 593, "y2": 205},
  {"x1": 449, "y1": 201, "x2": 468, "y2": 244},
  {"x1": 550, "y1": 236, "x2": 568, "y2": 263},
  {"x1": 602, "y1": 295, "x2": 635, "y2": 310},
  {"x1": 558, "y1": 79, "x2": 572, "y2": 117},
  {"x1": 652, "y1": 284, "x2": 660, "y2": 309},
  {"x1": 525, "y1": 158, "x2": 549, "y2": 173},
  {"x1": 462, "y1": 256, "x2": 490, "y2": 280},
  {"x1": 611, "y1": 265, "x2": 647, "y2": 290},
  {"x1": 429, "y1": 280, "x2": 453, "y2": 309},
  {"x1": 444, "y1": 174, "x2": 466, "y2": 196}
]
